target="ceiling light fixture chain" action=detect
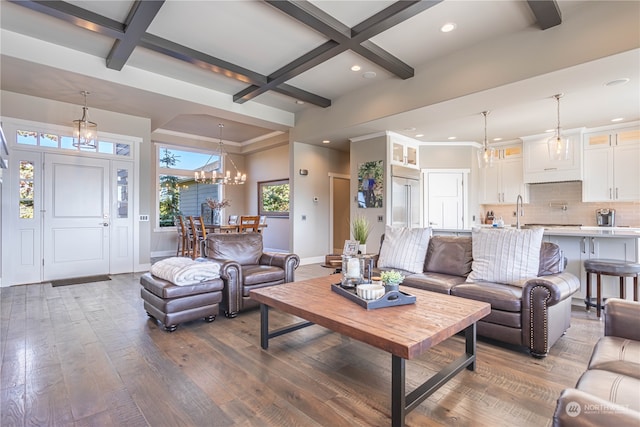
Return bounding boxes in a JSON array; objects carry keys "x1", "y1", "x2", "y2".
[
  {"x1": 73, "y1": 90, "x2": 98, "y2": 149},
  {"x1": 547, "y1": 93, "x2": 570, "y2": 161},
  {"x1": 477, "y1": 110, "x2": 496, "y2": 168},
  {"x1": 195, "y1": 124, "x2": 247, "y2": 185}
]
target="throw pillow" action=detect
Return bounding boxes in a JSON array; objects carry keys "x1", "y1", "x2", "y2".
[
  {"x1": 377, "y1": 226, "x2": 431, "y2": 274},
  {"x1": 467, "y1": 227, "x2": 544, "y2": 286}
]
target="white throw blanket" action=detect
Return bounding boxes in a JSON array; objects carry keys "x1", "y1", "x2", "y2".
[{"x1": 150, "y1": 257, "x2": 221, "y2": 286}]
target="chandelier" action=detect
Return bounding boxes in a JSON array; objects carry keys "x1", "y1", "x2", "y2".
[
  {"x1": 73, "y1": 91, "x2": 98, "y2": 148},
  {"x1": 195, "y1": 123, "x2": 247, "y2": 185},
  {"x1": 547, "y1": 93, "x2": 570, "y2": 161},
  {"x1": 477, "y1": 111, "x2": 496, "y2": 168}
]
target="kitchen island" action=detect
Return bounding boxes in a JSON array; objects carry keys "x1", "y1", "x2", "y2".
[{"x1": 433, "y1": 226, "x2": 640, "y2": 305}]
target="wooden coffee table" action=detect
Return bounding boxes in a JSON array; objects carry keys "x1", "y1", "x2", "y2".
[{"x1": 250, "y1": 274, "x2": 491, "y2": 427}]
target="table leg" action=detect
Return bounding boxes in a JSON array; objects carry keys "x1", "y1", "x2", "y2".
[
  {"x1": 260, "y1": 304, "x2": 269, "y2": 349},
  {"x1": 391, "y1": 323, "x2": 478, "y2": 427}
]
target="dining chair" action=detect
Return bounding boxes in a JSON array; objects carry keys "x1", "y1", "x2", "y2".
[
  {"x1": 176, "y1": 215, "x2": 192, "y2": 257},
  {"x1": 238, "y1": 215, "x2": 260, "y2": 233},
  {"x1": 188, "y1": 216, "x2": 208, "y2": 258},
  {"x1": 258, "y1": 215, "x2": 267, "y2": 232}
]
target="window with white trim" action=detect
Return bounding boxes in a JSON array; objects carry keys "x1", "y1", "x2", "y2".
[{"x1": 157, "y1": 145, "x2": 224, "y2": 228}]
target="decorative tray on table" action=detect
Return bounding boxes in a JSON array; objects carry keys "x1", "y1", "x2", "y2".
[{"x1": 331, "y1": 283, "x2": 416, "y2": 310}]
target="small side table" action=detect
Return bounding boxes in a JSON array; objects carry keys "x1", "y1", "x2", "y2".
[{"x1": 584, "y1": 258, "x2": 640, "y2": 318}]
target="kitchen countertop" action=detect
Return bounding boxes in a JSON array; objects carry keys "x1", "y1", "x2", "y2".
[{"x1": 433, "y1": 225, "x2": 640, "y2": 238}]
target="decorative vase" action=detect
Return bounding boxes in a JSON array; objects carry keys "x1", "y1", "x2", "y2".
[
  {"x1": 341, "y1": 254, "x2": 364, "y2": 289},
  {"x1": 213, "y1": 209, "x2": 221, "y2": 226},
  {"x1": 384, "y1": 281, "x2": 400, "y2": 293},
  {"x1": 358, "y1": 244, "x2": 367, "y2": 255}
]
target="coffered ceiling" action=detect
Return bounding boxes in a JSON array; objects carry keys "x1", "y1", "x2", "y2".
[{"x1": 1, "y1": 1, "x2": 638, "y2": 151}]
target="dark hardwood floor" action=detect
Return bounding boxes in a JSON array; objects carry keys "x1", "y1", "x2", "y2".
[{"x1": 1, "y1": 264, "x2": 603, "y2": 426}]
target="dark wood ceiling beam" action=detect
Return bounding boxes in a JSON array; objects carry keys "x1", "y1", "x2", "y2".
[
  {"x1": 527, "y1": 0, "x2": 562, "y2": 30},
  {"x1": 139, "y1": 34, "x2": 266, "y2": 85},
  {"x1": 274, "y1": 84, "x2": 331, "y2": 108},
  {"x1": 238, "y1": 0, "x2": 443, "y2": 104},
  {"x1": 140, "y1": 33, "x2": 330, "y2": 107},
  {"x1": 106, "y1": 1, "x2": 165, "y2": 71},
  {"x1": 9, "y1": 0, "x2": 125, "y2": 39}
]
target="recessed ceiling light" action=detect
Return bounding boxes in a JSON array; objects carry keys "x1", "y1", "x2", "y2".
[
  {"x1": 447, "y1": 136, "x2": 456, "y2": 140},
  {"x1": 404, "y1": 127, "x2": 416, "y2": 132},
  {"x1": 605, "y1": 78, "x2": 630, "y2": 87},
  {"x1": 611, "y1": 117, "x2": 624, "y2": 122},
  {"x1": 440, "y1": 22, "x2": 457, "y2": 33},
  {"x1": 545, "y1": 128, "x2": 555, "y2": 133},
  {"x1": 295, "y1": 100, "x2": 305, "y2": 105},
  {"x1": 362, "y1": 71, "x2": 376, "y2": 79},
  {"x1": 322, "y1": 140, "x2": 330, "y2": 144},
  {"x1": 415, "y1": 134, "x2": 424, "y2": 138},
  {"x1": 351, "y1": 65, "x2": 361, "y2": 72},
  {"x1": 493, "y1": 137, "x2": 503, "y2": 142}
]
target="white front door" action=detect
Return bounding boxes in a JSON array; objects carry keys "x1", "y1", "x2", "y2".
[
  {"x1": 43, "y1": 153, "x2": 110, "y2": 280},
  {"x1": 426, "y1": 171, "x2": 466, "y2": 229}
]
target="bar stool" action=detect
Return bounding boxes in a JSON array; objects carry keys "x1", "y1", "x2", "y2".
[{"x1": 584, "y1": 258, "x2": 640, "y2": 318}]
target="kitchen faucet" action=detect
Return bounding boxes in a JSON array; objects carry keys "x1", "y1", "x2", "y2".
[{"x1": 516, "y1": 194, "x2": 523, "y2": 229}]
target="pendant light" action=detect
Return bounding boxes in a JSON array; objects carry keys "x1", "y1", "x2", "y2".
[
  {"x1": 477, "y1": 111, "x2": 496, "y2": 168},
  {"x1": 72, "y1": 91, "x2": 98, "y2": 148},
  {"x1": 547, "y1": 93, "x2": 570, "y2": 161},
  {"x1": 195, "y1": 124, "x2": 247, "y2": 185}
]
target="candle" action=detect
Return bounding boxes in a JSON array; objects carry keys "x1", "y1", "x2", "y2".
[{"x1": 346, "y1": 258, "x2": 360, "y2": 278}]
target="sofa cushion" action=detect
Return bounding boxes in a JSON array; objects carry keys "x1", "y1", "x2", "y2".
[
  {"x1": 377, "y1": 226, "x2": 431, "y2": 274},
  {"x1": 538, "y1": 242, "x2": 564, "y2": 276},
  {"x1": 576, "y1": 369, "x2": 640, "y2": 412},
  {"x1": 424, "y1": 235, "x2": 473, "y2": 277},
  {"x1": 207, "y1": 232, "x2": 263, "y2": 265},
  {"x1": 402, "y1": 272, "x2": 467, "y2": 294},
  {"x1": 467, "y1": 227, "x2": 544, "y2": 286},
  {"x1": 451, "y1": 282, "x2": 523, "y2": 312},
  {"x1": 588, "y1": 336, "x2": 640, "y2": 379},
  {"x1": 242, "y1": 264, "x2": 285, "y2": 286}
]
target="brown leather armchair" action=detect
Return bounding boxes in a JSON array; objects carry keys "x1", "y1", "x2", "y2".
[
  {"x1": 553, "y1": 298, "x2": 640, "y2": 426},
  {"x1": 204, "y1": 232, "x2": 300, "y2": 317}
]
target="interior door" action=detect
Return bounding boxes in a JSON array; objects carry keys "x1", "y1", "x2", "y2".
[
  {"x1": 426, "y1": 171, "x2": 464, "y2": 229},
  {"x1": 332, "y1": 176, "x2": 350, "y2": 253},
  {"x1": 43, "y1": 153, "x2": 110, "y2": 280}
]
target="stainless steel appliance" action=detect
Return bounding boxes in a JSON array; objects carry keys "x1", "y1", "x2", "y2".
[
  {"x1": 391, "y1": 166, "x2": 421, "y2": 228},
  {"x1": 596, "y1": 208, "x2": 615, "y2": 227}
]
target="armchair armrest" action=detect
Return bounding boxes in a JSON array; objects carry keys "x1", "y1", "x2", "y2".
[
  {"x1": 605, "y1": 298, "x2": 640, "y2": 341},
  {"x1": 522, "y1": 272, "x2": 580, "y2": 356},
  {"x1": 259, "y1": 252, "x2": 300, "y2": 282},
  {"x1": 553, "y1": 388, "x2": 640, "y2": 426},
  {"x1": 523, "y1": 272, "x2": 581, "y2": 307},
  {"x1": 208, "y1": 257, "x2": 242, "y2": 317}
]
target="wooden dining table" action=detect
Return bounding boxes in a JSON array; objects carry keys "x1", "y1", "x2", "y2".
[{"x1": 204, "y1": 224, "x2": 267, "y2": 233}]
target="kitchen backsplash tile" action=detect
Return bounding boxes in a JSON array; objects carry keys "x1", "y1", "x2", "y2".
[{"x1": 482, "y1": 181, "x2": 640, "y2": 227}]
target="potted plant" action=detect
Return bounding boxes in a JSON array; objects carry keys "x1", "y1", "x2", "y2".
[
  {"x1": 351, "y1": 214, "x2": 372, "y2": 254},
  {"x1": 380, "y1": 270, "x2": 404, "y2": 293}
]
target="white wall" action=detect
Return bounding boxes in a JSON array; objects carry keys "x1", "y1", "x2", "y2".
[
  {"x1": 349, "y1": 135, "x2": 387, "y2": 254},
  {"x1": 245, "y1": 143, "x2": 290, "y2": 251},
  {"x1": 291, "y1": 141, "x2": 350, "y2": 262}
]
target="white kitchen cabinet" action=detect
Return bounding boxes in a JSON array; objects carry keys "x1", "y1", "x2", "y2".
[
  {"x1": 522, "y1": 129, "x2": 583, "y2": 183},
  {"x1": 390, "y1": 138, "x2": 418, "y2": 169},
  {"x1": 582, "y1": 126, "x2": 640, "y2": 202},
  {"x1": 480, "y1": 144, "x2": 528, "y2": 204},
  {"x1": 547, "y1": 235, "x2": 639, "y2": 302}
]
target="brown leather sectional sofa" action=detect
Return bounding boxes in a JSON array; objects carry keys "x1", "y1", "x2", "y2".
[
  {"x1": 553, "y1": 298, "x2": 640, "y2": 426},
  {"x1": 374, "y1": 235, "x2": 581, "y2": 357}
]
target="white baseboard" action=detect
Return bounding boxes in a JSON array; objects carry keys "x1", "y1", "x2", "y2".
[{"x1": 300, "y1": 256, "x2": 324, "y2": 265}]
